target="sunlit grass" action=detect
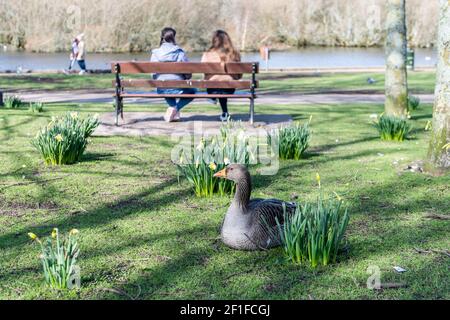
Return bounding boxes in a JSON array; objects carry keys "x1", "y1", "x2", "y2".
[{"x1": 0, "y1": 101, "x2": 448, "y2": 300}]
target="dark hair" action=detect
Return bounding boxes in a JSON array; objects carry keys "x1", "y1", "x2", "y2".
[
  {"x1": 208, "y1": 30, "x2": 240, "y2": 62},
  {"x1": 160, "y1": 27, "x2": 176, "y2": 45}
]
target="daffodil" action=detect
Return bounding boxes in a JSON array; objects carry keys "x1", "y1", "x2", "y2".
[
  {"x1": 70, "y1": 112, "x2": 78, "y2": 119},
  {"x1": 209, "y1": 162, "x2": 217, "y2": 170},
  {"x1": 54, "y1": 134, "x2": 63, "y2": 142},
  {"x1": 224, "y1": 157, "x2": 230, "y2": 165},
  {"x1": 51, "y1": 228, "x2": 58, "y2": 239},
  {"x1": 316, "y1": 172, "x2": 321, "y2": 188},
  {"x1": 69, "y1": 229, "x2": 79, "y2": 236},
  {"x1": 333, "y1": 191, "x2": 342, "y2": 201},
  {"x1": 196, "y1": 140, "x2": 204, "y2": 151},
  {"x1": 28, "y1": 232, "x2": 38, "y2": 240}
]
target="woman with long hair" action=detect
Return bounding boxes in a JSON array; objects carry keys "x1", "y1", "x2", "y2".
[
  {"x1": 151, "y1": 27, "x2": 196, "y2": 122},
  {"x1": 201, "y1": 30, "x2": 242, "y2": 121}
]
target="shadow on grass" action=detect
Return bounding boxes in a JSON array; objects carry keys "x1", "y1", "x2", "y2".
[
  {"x1": 82, "y1": 152, "x2": 115, "y2": 162},
  {"x1": 90, "y1": 172, "x2": 449, "y2": 300}
]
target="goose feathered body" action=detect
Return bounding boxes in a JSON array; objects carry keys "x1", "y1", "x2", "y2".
[{"x1": 217, "y1": 165, "x2": 296, "y2": 250}]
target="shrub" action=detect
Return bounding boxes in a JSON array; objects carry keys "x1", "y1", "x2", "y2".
[
  {"x1": 274, "y1": 196, "x2": 349, "y2": 268},
  {"x1": 29, "y1": 102, "x2": 44, "y2": 113},
  {"x1": 372, "y1": 114, "x2": 411, "y2": 142},
  {"x1": 4, "y1": 95, "x2": 23, "y2": 108},
  {"x1": 408, "y1": 95, "x2": 420, "y2": 111},
  {"x1": 28, "y1": 228, "x2": 80, "y2": 289},
  {"x1": 269, "y1": 121, "x2": 311, "y2": 160},
  {"x1": 31, "y1": 112, "x2": 99, "y2": 165},
  {"x1": 176, "y1": 121, "x2": 254, "y2": 197}
]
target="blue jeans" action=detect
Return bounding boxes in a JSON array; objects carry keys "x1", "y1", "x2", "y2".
[
  {"x1": 157, "y1": 88, "x2": 196, "y2": 111},
  {"x1": 77, "y1": 60, "x2": 86, "y2": 71}
]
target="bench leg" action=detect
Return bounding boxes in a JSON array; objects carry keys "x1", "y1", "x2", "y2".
[
  {"x1": 115, "y1": 96, "x2": 122, "y2": 126},
  {"x1": 249, "y1": 98, "x2": 255, "y2": 125}
]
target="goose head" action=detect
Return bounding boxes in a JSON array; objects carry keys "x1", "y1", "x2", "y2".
[{"x1": 213, "y1": 163, "x2": 249, "y2": 183}]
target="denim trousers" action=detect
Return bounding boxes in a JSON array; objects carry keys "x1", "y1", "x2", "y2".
[
  {"x1": 157, "y1": 88, "x2": 196, "y2": 111},
  {"x1": 77, "y1": 60, "x2": 86, "y2": 71}
]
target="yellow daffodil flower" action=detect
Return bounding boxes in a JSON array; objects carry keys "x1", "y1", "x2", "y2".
[
  {"x1": 55, "y1": 134, "x2": 63, "y2": 142},
  {"x1": 69, "y1": 229, "x2": 79, "y2": 236},
  {"x1": 28, "y1": 232, "x2": 38, "y2": 240}
]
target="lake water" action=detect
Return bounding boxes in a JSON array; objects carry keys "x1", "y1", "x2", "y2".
[{"x1": 0, "y1": 47, "x2": 437, "y2": 72}]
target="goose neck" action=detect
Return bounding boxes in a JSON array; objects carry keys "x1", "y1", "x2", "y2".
[{"x1": 232, "y1": 174, "x2": 251, "y2": 210}]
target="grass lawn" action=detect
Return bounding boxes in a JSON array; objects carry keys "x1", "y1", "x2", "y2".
[
  {"x1": 0, "y1": 71, "x2": 436, "y2": 94},
  {"x1": 0, "y1": 100, "x2": 448, "y2": 300}
]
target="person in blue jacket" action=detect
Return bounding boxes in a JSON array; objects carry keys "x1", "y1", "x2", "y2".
[{"x1": 151, "y1": 27, "x2": 196, "y2": 122}]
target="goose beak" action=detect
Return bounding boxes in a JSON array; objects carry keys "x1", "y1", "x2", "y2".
[{"x1": 213, "y1": 168, "x2": 227, "y2": 178}]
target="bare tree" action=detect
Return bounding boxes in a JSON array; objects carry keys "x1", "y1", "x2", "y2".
[
  {"x1": 0, "y1": 0, "x2": 439, "y2": 52},
  {"x1": 427, "y1": 0, "x2": 449, "y2": 172},
  {"x1": 384, "y1": 0, "x2": 408, "y2": 117}
]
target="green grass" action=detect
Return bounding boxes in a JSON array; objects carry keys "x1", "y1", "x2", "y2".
[
  {"x1": 0, "y1": 71, "x2": 436, "y2": 94},
  {"x1": 0, "y1": 100, "x2": 448, "y2": 300}
]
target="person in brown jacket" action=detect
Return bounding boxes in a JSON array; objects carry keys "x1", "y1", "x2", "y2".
[{"x1": 201, "y1": 30, "x2": 242, "y2": 121}]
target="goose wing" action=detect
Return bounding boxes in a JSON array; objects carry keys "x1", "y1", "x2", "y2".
[{"x1": 249, "y1": 199, "x2": 296, "y2": 228}]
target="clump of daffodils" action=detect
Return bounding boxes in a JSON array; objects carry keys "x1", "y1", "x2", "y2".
[
  {"x1": 31, "y1": 112, "x2": 99, "y2": 165},
  {"x1": 28, "y1": 228, "x2": 80, "y2": 289},
  {"x1": 372, "y1": 114, "x2": 411, "y2": 142},
  {"x1": 269, "y1": 120, "x2": 311, "y2": 160},
  {"x1": 176, "y1": 121, "x2": 254, "y2": 197},
  {"x1": 4, "y1": 95, "x2": 23, "y2": 109},
  {"x1": 269, "y1": 173, "x2": 349, "y2": 268}
]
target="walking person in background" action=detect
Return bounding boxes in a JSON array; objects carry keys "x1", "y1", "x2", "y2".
[
  {"x1": 76, "y1": 33, "x2": 87, "y2": 75},
  {"x1": 151, "y1": 27, "x2": 196, "y2": 122},
  {"x1": 68, "y1": 37, "x2": 78, "y2": 72},
  {"x1": 201, "y1": 30, "x2": 242, "y2": 121}
]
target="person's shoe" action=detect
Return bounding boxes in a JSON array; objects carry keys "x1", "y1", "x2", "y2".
[
  {"x1": 79, "y1": 70, "x2": 86, "y2": 75},
  {"x1": 173, "y1": 111, "x2": 181, "y2": 122},
  {"x1": 207, "y1": 98, "x2": 217, "y2": 105},
  {"x1": 164, "y1": 107, "x2": 177, "y2": 122},
  {"x1": 220, "y1": 112, "x2": 230, "y2": 122}
]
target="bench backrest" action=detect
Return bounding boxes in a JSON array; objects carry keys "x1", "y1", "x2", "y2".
[
  {"x1": 111, "y1": 61, "x2": 259, "y2": 90},
  {"x1": 111, "y1": 61, "x2": 259, "y2": 75}
]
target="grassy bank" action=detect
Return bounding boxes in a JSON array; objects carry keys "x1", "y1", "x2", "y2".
[
  {"x1": 0, "y1": 71, "x2": 436, "y2": 94},
  {"x1": 0, "y1": 101, "x2": 448, "y2": 299}
]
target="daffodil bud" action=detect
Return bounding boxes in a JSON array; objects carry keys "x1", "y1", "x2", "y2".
[{"x1": 28, "y1": 232, "x2": 38, "y2": 240}]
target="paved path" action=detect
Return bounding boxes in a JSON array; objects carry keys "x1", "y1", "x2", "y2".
[
  {"x1": 13, "y1": 90, "x2": 434, "y2": 105},
  {"x1": 95, "y1": 112, "x2": 292, "y2": 136}
]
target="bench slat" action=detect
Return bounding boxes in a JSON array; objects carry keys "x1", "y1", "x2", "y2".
[
  {"x1": 117, "y1": 93, "x2": 254, "y2": 99},
  {"x1": 111, "y1": 62, "x2": 259, "y2": 74},
  {"x1": 115, "y1": 79, "x2": 257, "y2": 89}
]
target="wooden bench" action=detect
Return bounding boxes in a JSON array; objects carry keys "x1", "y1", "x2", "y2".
[{"x1": 111, "y1": 61, "x2": 259, "y2": 125}]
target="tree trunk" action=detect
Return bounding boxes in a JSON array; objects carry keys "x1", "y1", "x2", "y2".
[
  {"x1": 427, "y1": 0, "x2": 449, "y2": 171},
  {"x1": 385, "y1": 0, "x2": 408, "y2": 116}
]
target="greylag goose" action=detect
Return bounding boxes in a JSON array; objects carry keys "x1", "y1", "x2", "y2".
[{"x1": 214, "y1": 164, "x2": 296, "y2": 250}]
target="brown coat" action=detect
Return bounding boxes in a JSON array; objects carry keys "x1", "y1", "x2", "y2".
[{"x1": 201, "y1": 51, "x2": 242, "y2": 81}]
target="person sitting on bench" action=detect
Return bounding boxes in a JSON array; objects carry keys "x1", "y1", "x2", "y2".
[
  {"x1": 151, "y1": 27, "x2": 196, "y2": 122},
  {"x1": 201, "y1": 30, "x2": 242, "y2": 121}
]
